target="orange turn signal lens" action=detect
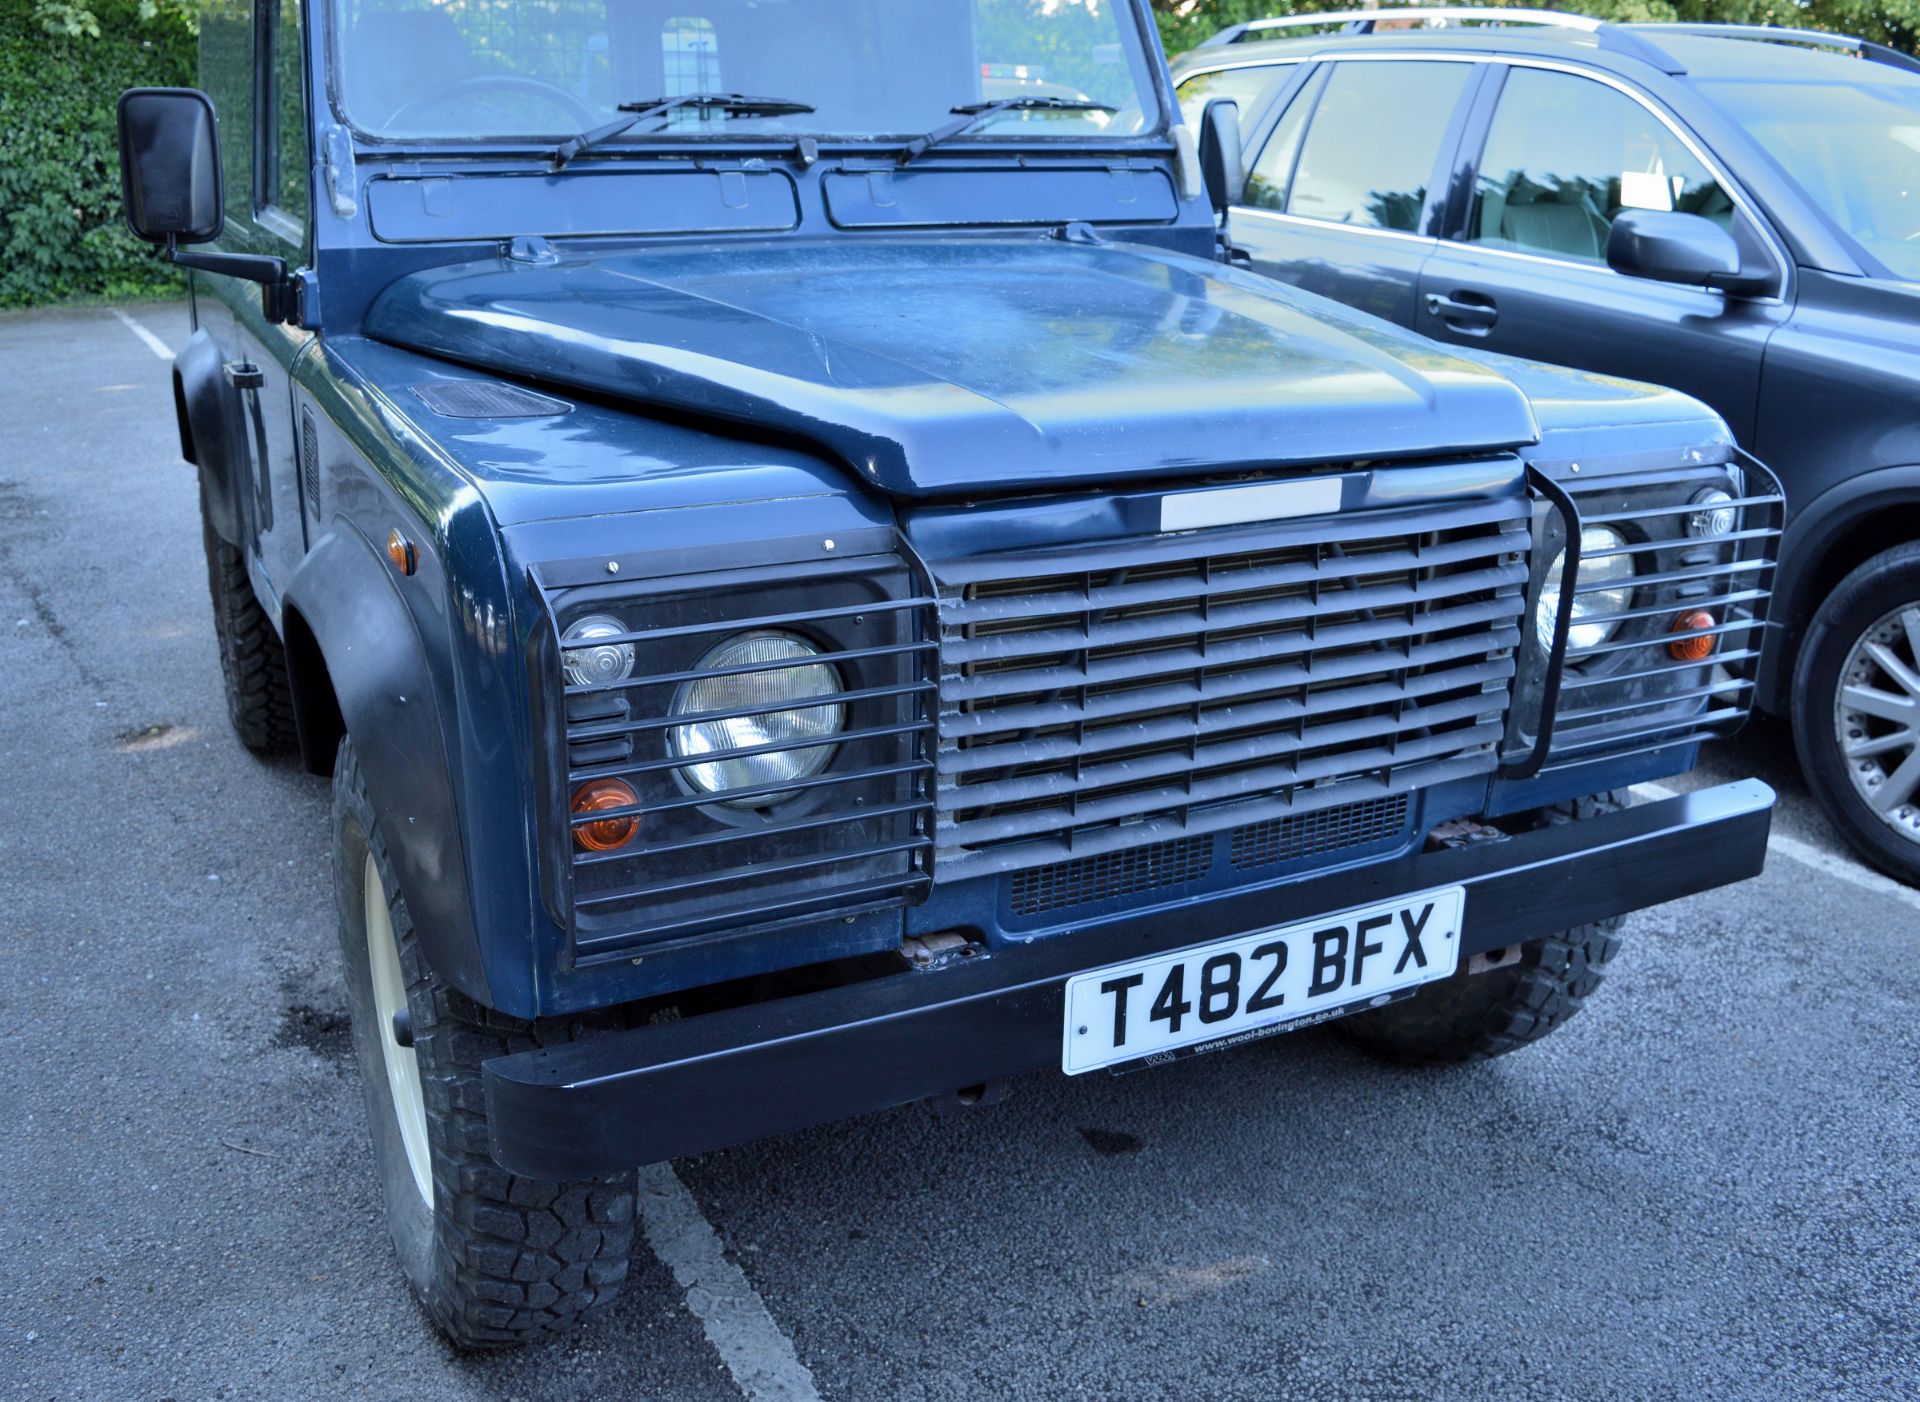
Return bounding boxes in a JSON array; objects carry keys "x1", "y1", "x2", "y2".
[
  {"x1": 571, "y1": 778, "x2": 640, "y2": 852},
  {"x1": 1669, "y1": 610, "x2": 1718, "y2": 662}
]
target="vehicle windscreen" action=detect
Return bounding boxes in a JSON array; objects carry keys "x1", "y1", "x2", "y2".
[
  {"x1": 329, "y1": 0, "x2": 1160, "y2": 144},
  {"x1": 1699, "y1": 61, "x2": 1920, "y2": 281}
]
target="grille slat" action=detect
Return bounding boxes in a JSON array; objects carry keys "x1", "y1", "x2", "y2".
[
  {"x1": 939, "y1": 653, "x2": 1516, "y2": 776},
  {"x1": 941, "y1": 528, "x2": 1525, "y2": 627},
  {"x1": 938, "y1": 627, "x2": 1518, "y2": 741},
  {"x1": 923, "y1": 490, "x2": 1529, "y2": 881},
  {"x1": 937, "y1": 721, "x2": 1508, "y2": 853},
  {"x1": 936, "y1": 690, "x2": 1505, "y2": 814},
  {"x1": 942, "y1": 594, "x2": 1524, "y2": 706},
  {"x1": 941, "y1": 560, "x2": 1526, "y2": 668}
]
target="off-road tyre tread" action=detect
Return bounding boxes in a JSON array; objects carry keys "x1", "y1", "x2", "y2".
[
  {"x1": 201, "y1": 514, "x2": 297, "y2": 755},
  {"x1": 1337, "y1": 791, "x2": 1629, "y2": 1066},
  {"x1": 333, "y1": 740, "x2": 636, "y2": 1348}
]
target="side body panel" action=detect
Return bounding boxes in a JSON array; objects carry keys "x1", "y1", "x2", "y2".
[{"x1": 1752, "y1": 271, "x2": 1920, "y2": 707}]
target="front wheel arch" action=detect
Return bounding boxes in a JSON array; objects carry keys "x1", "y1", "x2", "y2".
[{"x1": 1761, "y1": 469, "x2": 1920, "y2": 715}]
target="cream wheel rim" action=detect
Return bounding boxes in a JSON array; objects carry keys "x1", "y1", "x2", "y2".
[{"x1": 365, "y1": 852, "x2": 432, "y2": 1208}]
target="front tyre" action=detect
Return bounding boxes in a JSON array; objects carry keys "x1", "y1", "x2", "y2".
[
  {"x1": 200, "y1": 507, "x2": 297, "y2": 756},
  {"x1": 1793, "y1": 543, "x2": 1920, "y2": 886},
  {"x1": 334, "y1": 739, "x2": 636, "y2": 1348},
  {"x1": 1337, "y1": 793, "x2": 1628, "y2": 1065}
]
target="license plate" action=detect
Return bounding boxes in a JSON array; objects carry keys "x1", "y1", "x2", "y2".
[{"x1": 1060, "y1": 887, "x2": 1465, "y2": 1075}]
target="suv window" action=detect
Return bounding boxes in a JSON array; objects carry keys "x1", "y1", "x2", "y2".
[
  {"x1": 1470, "y1": 66, "x2": 1732, "y2": 264},
  {"x1": 1270, "y1": 60, "x2": 1471, "y2": 232},
  {"x1": 1175, "y1": 64, "x2": 1284, "y2": 132}
]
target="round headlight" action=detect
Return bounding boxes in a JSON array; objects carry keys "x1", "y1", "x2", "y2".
[
  {"x1": 562, "y1": 614, "x2": 635, "y2": 689},
  {"x1": 1536, "y1": 527, "x2": 1636, "y2": 654},
  {"x1": 1688, "y1": 487, "x2": 1736, "y2": 539},
  {"x1": 669, "y1": 631, "x2": 846, "y2": 806}
]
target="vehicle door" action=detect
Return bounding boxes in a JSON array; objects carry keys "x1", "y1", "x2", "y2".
[
  {"x1": 1229, "y1": 57, "x2": 1485, "y2": 329},
  {"x1": 193, "y1": 0, "x2": 315, "y2": 608},
  {"x1": 1417, "y1": 61, "x2": 1790, "y2": 442}
]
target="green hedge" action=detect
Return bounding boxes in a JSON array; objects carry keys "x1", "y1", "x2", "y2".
[{"x1": 0, "y1": 1, "x2": 195, "y2": 307}]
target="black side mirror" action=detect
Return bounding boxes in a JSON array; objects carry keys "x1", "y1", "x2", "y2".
[
  {"x1": 118, "y1": 87, "x2": 224, "y2": 246},
  {"x1": 1606, "y1": 209, "x2": 1746, "y2": 292},
  {"x1": 115, "y1": 86, "x2": 301, "y2": 323},
  {"x1": 1197, "y1": 98, "x2": 1244, "y2": 217}
]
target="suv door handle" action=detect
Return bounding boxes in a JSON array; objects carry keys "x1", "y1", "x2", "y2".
[{"x1": 1425, "y1": 291, "x2": 1499, "y2": 333}]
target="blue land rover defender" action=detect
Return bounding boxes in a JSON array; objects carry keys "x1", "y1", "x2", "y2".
[{"x1": 119, "y1": 0, "x2": 1780, "y2": 1348}]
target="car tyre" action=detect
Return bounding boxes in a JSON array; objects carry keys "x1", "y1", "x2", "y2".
[
  {"x1": 1336, "y1": 792, "x2": 1628, "y2": 1065},
  {"x1": 1793, "y1": 543, "x2": 1920, "y2": 886},
  {"x1": 200, "y1": 507, "x2": 297, "y2": 755},
  {"x1": 333, "y1": 737, "x2": 636, "y2": 1348}
]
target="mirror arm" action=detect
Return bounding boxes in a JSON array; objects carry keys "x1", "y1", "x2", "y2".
[{"x1": 164, "y1": 239, "x2": 299, "y2": 324}]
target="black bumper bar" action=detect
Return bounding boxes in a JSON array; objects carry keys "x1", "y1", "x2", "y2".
[{"x1": 486, "y1": 779, "x2": 1774, "y2": 1178}]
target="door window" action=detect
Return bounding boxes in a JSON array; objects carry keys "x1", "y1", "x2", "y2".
[
  {"x1": 1242, "y1": 77, "x2": 1312, "y2": 212},
  {"x1": 1469, "y1": 66, "x2": 1731, "y2": 264},
  {"x1": 260, "y1": 0, "x2": 307, "y2": 237},
  {"x1": 1264, "y1": 60, "x2": 1472, "y2": 232},
  {"x1": 1175, "y1": 64, "x2": 1284, "y2": 132}
]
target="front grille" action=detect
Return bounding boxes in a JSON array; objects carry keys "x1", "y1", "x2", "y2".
[
  {"x1": 1229, "y1": 792, "x2": 1411, "y2": 871},
  {"x1": 925, "y1": 493, "x2": 1531, "y2": 881}
]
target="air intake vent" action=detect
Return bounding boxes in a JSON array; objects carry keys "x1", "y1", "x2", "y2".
[
  {"x1": 1010, "y1": 834, "x2": 1212, "y2": 916},
  {"x1": 1228, "y1": 793, "x2": 1410, "y2": 871},
  {"x1": 411, "y1": 380, "x2": 572, "y2": 419},
  {"x1": 299, "y1": 405, "x2": 319, "y2": 519}
]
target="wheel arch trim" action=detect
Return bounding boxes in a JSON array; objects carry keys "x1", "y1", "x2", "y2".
[
  {"x1": 283, "y1": 523, "x2": 492, "y2": 1005},
  {"x1": 175, "y1": 329, "x2": 247, "y2": 543},
  {"x1": 1761, "y1": 464, "x2": 1920, "y2": 713}
]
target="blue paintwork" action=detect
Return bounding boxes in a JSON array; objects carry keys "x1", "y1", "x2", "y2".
[
  {"x1": 364, "y1": 238, "x2": 1542, "y2": 498},
  {"x1": 1169, "y1": 25, "x2": 1920, "y2": 712},
  {"x1": 158, "y1": 0, "x2": 1749, "y2": 1019}
]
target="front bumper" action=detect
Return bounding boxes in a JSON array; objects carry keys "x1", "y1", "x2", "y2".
[{"x1": 485, "y1": 779, "x2": 1774, "y2": 1178}]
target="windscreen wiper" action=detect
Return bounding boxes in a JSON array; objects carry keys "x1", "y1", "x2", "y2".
[
  {"x1": 551, "y1": 93, "x2": 815, "y2": 170},
  {"x1": 897, "y1": 96, "x2": 1116, "y2": 166}
]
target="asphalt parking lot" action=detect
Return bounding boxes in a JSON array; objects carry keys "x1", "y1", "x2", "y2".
[{"x1": 3, "y1": 301, "x2": 1917, "y2": 1401}]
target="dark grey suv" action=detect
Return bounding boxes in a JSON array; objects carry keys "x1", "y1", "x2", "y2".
[{"x1": 1171, "y1": 8, "x2": 1920, "y2": 883}]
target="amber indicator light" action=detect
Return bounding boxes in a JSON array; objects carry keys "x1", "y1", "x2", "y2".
[
  {"x1": 1669, "y1": 610, "x2": 1718, "y2": 662},
  {"x1": 571, "y1": 778, "x2": 640, "y2": 852},
  {"x1": 387, "y1": 529, "x2": 417, "y2": 576}
]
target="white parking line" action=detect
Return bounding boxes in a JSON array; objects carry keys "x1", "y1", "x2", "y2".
[
  {"x1": 637, "y1": 1163, "x2": 821, "y2": 1402},
  {"x1": 1633, "y1": 782, "x2": 1920, "y2": 914},
  {"x1": 110, "y1": 308, "x2": 174, "y2": 361}
]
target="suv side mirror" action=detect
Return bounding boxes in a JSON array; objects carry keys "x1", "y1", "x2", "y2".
[
  {"x1": 117, "y1": 87, "x2": 224, "y2": 245},
  {"x1": 1607, "y1": 210, "x2": 1745, "y2": 292},
  {"x1": 1197, "y1": 99, "x2": 1244, "y2": 217}
]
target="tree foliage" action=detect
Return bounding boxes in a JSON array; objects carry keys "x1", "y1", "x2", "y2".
[
  {"x1": 1151, "y1": 0, "x2": 1920, "y2": 58},
  {"x1": 0, "y1": 0, "x2": 195, "y2": 307}
]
